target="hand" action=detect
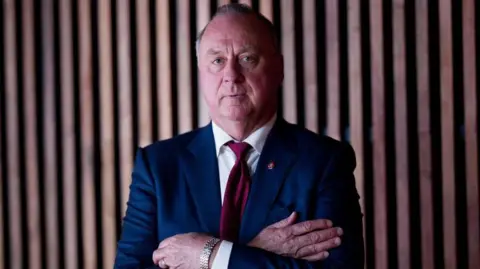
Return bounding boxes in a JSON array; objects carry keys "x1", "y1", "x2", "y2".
[
  {"x1": 248, "y1": 212, "x2": 343, "y2": 261},
  {"x1": 152, "y1": 233, "x2": 218, "y2": 269}
]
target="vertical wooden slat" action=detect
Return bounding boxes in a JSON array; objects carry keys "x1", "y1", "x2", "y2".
[
  {"x1": 280, "y1": 0, "x2": 296, "y2": 123},
  {"x1": 4, "y1": 0, "x2": 22, "y2": 268},
  {"x1": 196, "y1": 0, "x2": 210, "y2": 128},
  {"x1": 415, "y1": 0, "x2": 434, "y2": 268},
  {"x1": 302, "y1": 0, "x2": 317, "y2": 133},
  {"x1": 41, "y1": 0, "x2": 59, "y2": 268},
  {"x1": 326, "y1": 0, "x2": 340, "y2": 140},
  {"x1": 22, "y1": 0, "x2": 41, "y2": 267},
  {"x1": 78, "y1": 0, "x2": 97, "y2": 267},
  {"x1": 462, "y1": 1, "x2": 480, "y2": 268},
  {"x1": 117, "y1": 0, "x2": 133, "y2": 216},
  {"x1": 392, "y1": 1, "x2": 409, "y2": 268},
  {"x1": 177, "y1": 0, "x2": 193, "y2": 133},
  {"x1": 60, "y1": 0, "x2": 77, "y2": 268},
  {"x1": 370, "y1": 0, "x2": 388, "y2": 268},
  {"x1": 259, "y1": 0, "x2": 273, "y2": 22},
  {"x1": 157, "y1": 0, "x2": 173, "y2": 139},
  {"x1": 238, "y1": 0, "x2": 252, "y2": 6},
  {"x1": 347, "y1": 0, "x2": 364, "y2": 242},
  {"x1": 98, "y1": 0, "x2": 116, "y2": 268},
  {"x1": 439, "y1": 0, "x2": 456, "y2": 267},
  {"x1": 136, "y1": 0, "x2": 152, "y2": 146}
]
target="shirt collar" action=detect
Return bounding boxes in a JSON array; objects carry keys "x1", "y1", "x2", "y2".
[{"x1": 212, "y1": 114, "x2": 277, "y2": 156}]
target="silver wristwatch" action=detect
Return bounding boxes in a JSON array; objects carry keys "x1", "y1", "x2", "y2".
[{"x1": 199, "y1": 237, "x2": 221, "y2": 269}]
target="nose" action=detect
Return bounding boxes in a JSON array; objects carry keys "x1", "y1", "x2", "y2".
[{"x1": 223, "y1": 60, "x2": 244, "y2": 84}]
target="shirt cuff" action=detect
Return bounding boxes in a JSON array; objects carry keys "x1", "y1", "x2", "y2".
[{"x1": 211, "y1": 240, "x2": 233, "y2": 269}]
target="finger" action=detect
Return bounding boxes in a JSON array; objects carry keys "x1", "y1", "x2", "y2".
[
  {"x1": 294, "y1": 227, "x2": 342, "y2": 246},
  {"x1": 152, "y1": 247, "x2": 168, "y2": 267},
  {"x1": 270, "y1": 212, "x2": 297, "y2": 228},
  {"x1": 295, "y1": 237, "x2": 341, "y2": 258},
  {"x1": 288, "y1": 219, "x2": 334, "y2": 236},
  {"x1": 302, "y1": 251, "x2": 330, "y2": 262}
]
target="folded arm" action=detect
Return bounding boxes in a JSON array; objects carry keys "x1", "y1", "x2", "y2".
[{"x1": 227, "y1": 143, "x2": 365, "y2": 269}]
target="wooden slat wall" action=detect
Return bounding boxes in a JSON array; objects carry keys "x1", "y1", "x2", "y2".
[
  {"x1": 280, "y1": 0, "x2": 297, "y2": 124},
  {"x1": 22, "y1": 0, "x2": 41, "y2": 268},
  {"x1": 347, "y1": 0, "x2": 364, "y2": 238},
  {"x1": 303, "y1": 0, "x2": 318, "y2": 134},
  {"x1": 4, "y1": 0, "x2": 23, "y2": 268},
  {"x1": 177, "y1": 0, "x2": 193, "y2": 134},
  {"x1": 136, "y1": 0, "x2": 153, "y2": 147},
  {"x1": 462, "y1": 2, "x2": 480, "y2": 269},
  {"x1": 98, "y1": 1, "x2": 115, "y2": 268},
  {"x1": 439, "y1": 0, "x2": 456, "y2": 268},
  {"x1": 77, "y1": 0, "x2": 96, "y2": 268},
  {"x1": 415, "y1": 1, "x2": 435, "y2": 268},
  {"x1": 326, "y1": 0, "x2": 340, "y2": 140},
  {"x1": 59, "y1": 0, "x2": 78, "y2": 268},
  {"x1": 369, "y1": 1, "x2": 388, "y2": 268},
  {"x1": 392, "y1": 1, "x2": 410, "y2": 268},
  {"x1": 196, "y1": 0, "x2": 211, "y2": 127},
  {"x1": 116, "y1": 0, "x2": 133, "y2": 218},
  {"x1": 1, "y1": 1, "x2": 479, "y2": 269},
  {"x1": 41, "y1": 0, "x2": 59, "y2": 268}
]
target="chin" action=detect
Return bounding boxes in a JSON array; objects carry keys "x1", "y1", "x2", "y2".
[{"x1": 222, "y1": 108, "x2": 251, "y2": 122}]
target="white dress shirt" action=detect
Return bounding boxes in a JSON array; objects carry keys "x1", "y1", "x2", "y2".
[{"x1": 210, "y1": 115, "x2": 277, "y2": 269}]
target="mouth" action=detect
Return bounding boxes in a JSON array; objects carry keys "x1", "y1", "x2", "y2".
[{"x1": 226, "y1": 93, "x2": 246, "y2": 98}]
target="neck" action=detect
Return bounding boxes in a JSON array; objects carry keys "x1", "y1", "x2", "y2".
[{"x1": 213, "y1": 112, "x2": 275, "y2": 141}]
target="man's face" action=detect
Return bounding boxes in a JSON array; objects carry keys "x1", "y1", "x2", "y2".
[{"x1": 197, "y1": 14, "x2": 284, "y2": 122}]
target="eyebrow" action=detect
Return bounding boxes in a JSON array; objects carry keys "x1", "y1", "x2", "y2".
[
  {"x1": 205, "y1": 45, "x2": 259, "y2": 56},
  {"x1": 206, "y1": 49, "x2": 223, "y2": 56}
]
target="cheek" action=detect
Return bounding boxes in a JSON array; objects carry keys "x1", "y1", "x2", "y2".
[
  {"x1": 245, "y1": 74, "x2": 274, "y2": 100},
  {"x1": 200, "y1": 72, "x2": 222, "y2": 101}
]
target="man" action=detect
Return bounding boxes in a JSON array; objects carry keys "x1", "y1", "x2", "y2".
[{"x1": 115, "y1": 3, "x2": 364, "y2": 269}]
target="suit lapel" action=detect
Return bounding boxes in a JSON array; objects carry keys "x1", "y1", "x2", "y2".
[
  {"x1": 239, "y1": 119, "x2": 298, "y2": 243},
  {"x1": 180, "y1": 124, "x2": 222, "y2": 236}
]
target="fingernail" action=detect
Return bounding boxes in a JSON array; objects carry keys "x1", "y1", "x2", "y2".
[
  {"x1": 323, "y1": 252, "x2": 330, "y2": 258},
  {"x1": 327, "y1": 220, "x2": 333, "y2": 227},
  {"x1": 337, "y1": 228, "x2": 343, "y2": 236},
  {"x1": 334, "y1": 237, "x2": 341, "y2": 245}
]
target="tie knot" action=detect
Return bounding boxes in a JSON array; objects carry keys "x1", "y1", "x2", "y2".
[{"x1": 227, "y1": 141, "x2": 251, "y2": 159}]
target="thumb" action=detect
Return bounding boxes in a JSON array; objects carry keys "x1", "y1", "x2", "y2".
[{"x1": 270, "y1": 212, "x2": 297, "y2": 228}]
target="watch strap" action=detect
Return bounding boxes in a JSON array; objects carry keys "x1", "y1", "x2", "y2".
[{"x1": 199, "y1": 237, "x2": 221, "y2": 269}]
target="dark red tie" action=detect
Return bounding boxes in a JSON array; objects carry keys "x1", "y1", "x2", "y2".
[{"x1": 219, "y1": 141, "x2": 252, "y2": 241}]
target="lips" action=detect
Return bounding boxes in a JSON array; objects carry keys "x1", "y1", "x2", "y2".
[{"x1": 228, "y1": 94, "x2": 246, "y2": 97}]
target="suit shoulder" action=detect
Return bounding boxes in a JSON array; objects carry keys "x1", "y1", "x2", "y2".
[{"x1": 140, "y1": 126, "x2": 205, "y2": 159}]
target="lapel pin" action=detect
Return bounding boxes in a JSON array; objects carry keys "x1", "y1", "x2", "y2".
[{"x1": 267, "y1": 161, "x2": 275, "y2": 170}]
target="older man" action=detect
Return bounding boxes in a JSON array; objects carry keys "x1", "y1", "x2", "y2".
[{"x1": 115, "y1": 3, "x2": 364, "y2": 269}]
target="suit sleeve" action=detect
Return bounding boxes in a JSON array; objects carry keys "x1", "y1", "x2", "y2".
[
  {"x1": 114, "y1": 148, "x2": 158, "y2": 269},
  {"x1": 228, "y1": 143, "x2": 365, "y2": 269}
]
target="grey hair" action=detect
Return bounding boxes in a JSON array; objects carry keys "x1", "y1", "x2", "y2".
[{"x1": 195, "y1": 3, "x2": 279, "y2": 57}]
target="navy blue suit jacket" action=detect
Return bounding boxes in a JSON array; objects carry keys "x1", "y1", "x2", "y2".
[{"x1": 114, "y1": 118, "x2": 364, "y2": 268}]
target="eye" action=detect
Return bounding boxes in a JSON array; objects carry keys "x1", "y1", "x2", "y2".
[
  {"x1": 242, "y1": 55, "x2": 255, "y2": 62},
  {"x1": 212, "y1": 58, "x2": 224, "y2": 65},
  {"x1": 240, "y1": 55, "x2": 259, "y2": 66}
]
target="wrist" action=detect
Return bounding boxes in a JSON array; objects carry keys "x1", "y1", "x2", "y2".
[
  {"x1": 199, "y1": 237, "x2": 221, "y2": 269},
  {"x1": 208, "y1": 241, "x2": 221, "y2": 268}
]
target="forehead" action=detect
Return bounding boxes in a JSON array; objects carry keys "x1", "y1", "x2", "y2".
[{"x1": 200, "y1": 14, "x2": 274, "y2": 53}]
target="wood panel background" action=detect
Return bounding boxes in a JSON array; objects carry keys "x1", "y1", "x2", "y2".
[{"x1": 0, "y1": 0, "x2": 479, "y2": 269}]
